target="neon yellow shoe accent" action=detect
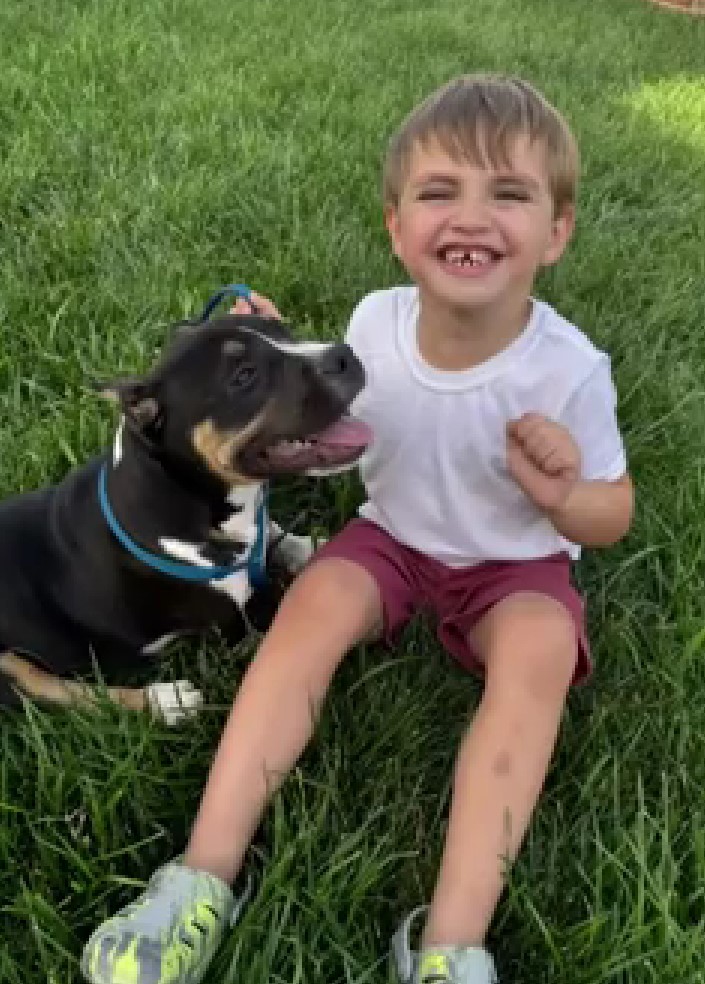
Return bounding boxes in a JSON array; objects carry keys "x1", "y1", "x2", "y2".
[
  {"x1": 85, "y1": 934, "x2": 141, "y2": 984},
  {"x1": 420, "y1": 951, "x2": 451, "y2": 981},
  {"x1": 391, "y1": 906, "x2": 499, "y2": 983},
  {"x1": 110, "y1": 938, "x2": 140, "y2": 984},
  {"x1": 81, "y1": 860, "x2": 248, "y2": 984}
]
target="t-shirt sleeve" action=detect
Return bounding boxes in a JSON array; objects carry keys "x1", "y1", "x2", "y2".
[{"x1": 560, "y1": 356, "x2": 627, "y2": 482}]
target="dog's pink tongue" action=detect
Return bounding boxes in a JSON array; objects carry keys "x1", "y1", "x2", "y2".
[{"x1": 314, "y1": 416, "x2": 372, "y2": 449}]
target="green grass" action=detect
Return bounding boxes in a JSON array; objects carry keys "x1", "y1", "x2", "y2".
[{"x1": 1, "y1": 0, "x2": 705, "y2": 980}]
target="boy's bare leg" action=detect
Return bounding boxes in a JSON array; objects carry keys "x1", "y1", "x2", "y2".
[
  {"x1": 422, "y1": 592, "x2": 577, "y2": 948},
  {"x1": 184, "y1": 557, "x2": 382, "y2": 885}
]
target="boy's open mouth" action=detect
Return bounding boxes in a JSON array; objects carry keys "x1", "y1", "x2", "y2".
[{"x1": 437, "y1": 245, "x2": 502, "y2": 273}]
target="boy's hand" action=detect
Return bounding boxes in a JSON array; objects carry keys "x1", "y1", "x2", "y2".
[
  {"x1": 506, "y1": 414, "x2": 581, "y2": 513},
  {"x1": 229, "y1": 289, "x2": 282, "y2": 320}
]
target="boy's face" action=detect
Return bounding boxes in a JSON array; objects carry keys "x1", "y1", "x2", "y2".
[{"x1": 385, "y1": 133, "x2": 574, "y2": 317}]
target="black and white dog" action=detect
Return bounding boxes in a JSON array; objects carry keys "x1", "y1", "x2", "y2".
[{"x1": 0, "y1": 309, "x2": 370, "y2": 723}]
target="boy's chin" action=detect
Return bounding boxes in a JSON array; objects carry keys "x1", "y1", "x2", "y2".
[
  {"x1": 419, "y1": 279, "x2": 503, "y2": 312},
  {"x1": 418, "y1": 265, "x2": 536, "y2": 312}
]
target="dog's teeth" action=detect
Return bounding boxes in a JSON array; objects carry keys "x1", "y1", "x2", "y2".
[{"x1": 265, "y1": 437, "x2": 316, "y2": 459}]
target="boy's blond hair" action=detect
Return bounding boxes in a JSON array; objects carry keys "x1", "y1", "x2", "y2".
[{"x1": 383, "y1": 74, "x2": 579, "y2": 215}]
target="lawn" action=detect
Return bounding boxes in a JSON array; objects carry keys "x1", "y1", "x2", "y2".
[{"x1": 1, "y1": 0, "x2": 705, "y2": 981}]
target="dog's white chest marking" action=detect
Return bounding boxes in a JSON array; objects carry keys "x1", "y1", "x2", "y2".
[
  {"x1": 158, "y1": 484, "x2": 264, "y2": 608},
  {"x1": 220, "y1": 486, "x2": 260, "y2": 545}
]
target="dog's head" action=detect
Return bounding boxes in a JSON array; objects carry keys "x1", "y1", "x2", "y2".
[{"x1": 99, "y1": 314, "x2": 372, "y2": 485}]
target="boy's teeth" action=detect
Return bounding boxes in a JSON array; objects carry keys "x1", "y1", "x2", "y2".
[{"x1": 444, "y1": 248, "x2": 493, "y2": 266}]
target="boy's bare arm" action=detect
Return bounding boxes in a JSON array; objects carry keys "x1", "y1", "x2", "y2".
[{"x1": 546, "y1": 474, "x2": 633, "y2": 547}]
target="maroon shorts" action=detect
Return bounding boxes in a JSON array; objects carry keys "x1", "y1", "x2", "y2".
[{"x1": 312, "y1": 519, "x2": 590, "y2": 686}]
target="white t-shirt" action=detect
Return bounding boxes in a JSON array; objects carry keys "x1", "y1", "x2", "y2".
[{"x1": 345, "y1": 285, "x2": 627, "y2": 567}]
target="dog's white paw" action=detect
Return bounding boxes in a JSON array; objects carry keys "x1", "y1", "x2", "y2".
[{"x1": 146, "y1": 680, "x2": 203, "y2": 726}]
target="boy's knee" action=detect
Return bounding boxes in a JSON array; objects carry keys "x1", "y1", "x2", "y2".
[
  {"x1": 279, "y1": 557, "x2": 383, "y2": 636},
  {"x1": 482, "y1": 595, "x2": 577, "y2": 704}
]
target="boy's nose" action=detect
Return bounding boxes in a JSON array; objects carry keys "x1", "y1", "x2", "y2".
[
  {"x1": 448, "y1": 194, "x2": 492, "y2": 232},
  {"x1": 449, "y1": 212, "x2": 492, "y2": 235}
]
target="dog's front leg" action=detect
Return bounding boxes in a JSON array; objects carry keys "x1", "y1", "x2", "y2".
[
  {"x1": 0, "y1": 650, "x2": 148, "y2": 711},
  {"x1": 0, "y1": 651, "x2": 201, "y2": 725},
  {"x1": 268, "y1": 521, "x2": 326, "y2": 574}
]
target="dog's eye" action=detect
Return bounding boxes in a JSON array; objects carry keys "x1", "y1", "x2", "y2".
[{"x1": 228, "y1": 363, "x2": 258, "y2": 390}]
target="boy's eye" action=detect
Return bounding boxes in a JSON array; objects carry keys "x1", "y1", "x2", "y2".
[
  {"x1": 417, "y1": 189, "x2": 454, "y2": 201},
  {"x1": 494, "y1": 188, "x2": 531, "y2": 202}
]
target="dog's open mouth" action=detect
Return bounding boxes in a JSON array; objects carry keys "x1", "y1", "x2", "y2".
[{"x1": 241, "y1": 416, "x2": 373, "y2": 477}]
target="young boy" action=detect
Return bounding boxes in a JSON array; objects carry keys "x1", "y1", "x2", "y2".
[{"x1": 82, "y1": 75, "x2": 633, "y2": 984}]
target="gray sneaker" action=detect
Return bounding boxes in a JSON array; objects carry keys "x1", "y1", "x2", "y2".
[
  {"x1": 392, "y1": 906, "x2": 498, "y2": 984},
  {"x1": 81, "y1": 859, "x2": 251, "y2": 984}
]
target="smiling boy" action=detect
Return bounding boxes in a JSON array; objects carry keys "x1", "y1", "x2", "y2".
[{"x1": 83, "y1": 74, "x2": 633, "y2": 984}]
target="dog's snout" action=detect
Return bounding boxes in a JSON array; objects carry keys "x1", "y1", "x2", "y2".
[
  {"x1": 319, "y1": 343, "x2": 356, "y2": 377},
  {"x1": 301, "y1": 342, "x2": 365, "y2": 410}
]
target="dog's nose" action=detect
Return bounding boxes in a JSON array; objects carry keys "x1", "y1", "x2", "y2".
[
  {"x1": 318, "y1": 343, "x2": 356, "y2": 377},
  {"x1": 310, "y1": 342, "x2": 365, "y2": 404}
]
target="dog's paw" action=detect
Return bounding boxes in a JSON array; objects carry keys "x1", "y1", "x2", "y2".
[
  {"x1": 145, "y1": 680, "x2": 203, "y2": 726},
  {"x1": 272, "y1": 533, "x2": 326, "y2": 574}
]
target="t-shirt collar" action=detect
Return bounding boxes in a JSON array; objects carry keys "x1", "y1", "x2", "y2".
[{"x1": 397, "y1": 288, "x2": 542, "y2": 392}]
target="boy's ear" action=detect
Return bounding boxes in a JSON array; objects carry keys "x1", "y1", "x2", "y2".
[
  {"x1": 94, "y1": 376, "x2": 162, "y2": 432},
  {"x1": 384, "y1": 205, "x2": 403, "y2": 259},
  {"x1": 543, "y1": 204, "x2": 576, "y2": 267}
]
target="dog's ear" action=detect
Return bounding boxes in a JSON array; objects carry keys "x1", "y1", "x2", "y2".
[{"x1": 93, "y1": 377, "x2": 162, "y2": 432}]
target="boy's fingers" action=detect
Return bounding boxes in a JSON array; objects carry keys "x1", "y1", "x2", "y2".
[
  {"x1": 507, "y1": 413, "x2": 546, "y2": 442},
  {"x1": 508, "y1": 421, "x2": 551, "y2": 458},
  {"x1": 247, "y1": 290, "x2": 282, "y2": 319},
  {"x1": 541, "y1": 449, "x2": 569, "y2": 476},
  {"x1": 228, "y1": 291, "x2": 282, "y2": 319},
  {"x1": 229, "y1": 299, "x2": 251, "y2": 315},
  {"x1": 526, "y1": 431, "x2": 557, "y2": 461}
]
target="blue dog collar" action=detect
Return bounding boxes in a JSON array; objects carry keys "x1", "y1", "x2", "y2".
[
  {"x1": 98, "y1": 463, "x2": 268, "y2": 587},
  {"x1": 200, "y1": 283, "x2": 254, "y2": 321}
]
